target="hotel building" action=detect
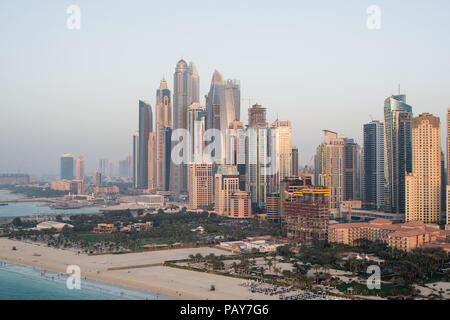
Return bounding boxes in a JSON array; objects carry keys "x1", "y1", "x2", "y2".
[
  {"x1": 405, "y1": 113, "x2": 441, "y2": 224},
  {"x1": 316, "y1": 130, "x2": 344, "y2": 219},
  {"x1": 215, "y1": 165, "x2": 240, "y2": 216},
  {"x1": 188, "y1": 162, "x2": 213, "y2": 210},
  {"x1": 329, "y1": 218, "x2": 450, "y2": 252},
  {"x1": 229, "y1": 191, "x2": 252, "y2": 219},
  {"x1": 270, "y1": 120, "x2": 292, "y2": 194}
]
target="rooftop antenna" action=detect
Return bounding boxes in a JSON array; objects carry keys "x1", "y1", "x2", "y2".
[
  {"x1": 398, "y1": 84, "x2": 401, "y2": 95},
  {"x1": 242, "y1": 97, "x2": 259, "y2": 109}
]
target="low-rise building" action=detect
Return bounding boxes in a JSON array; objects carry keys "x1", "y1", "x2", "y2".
[
  {"x1": 137, "y1": 195, "x2": 165, "y2": 208},
  {"x1": 93, "y1": 186, "x2": 119, "y2": 195},
  {"x1": 132, "y1": 222, "x2": 153, "y2": 232},
  {"x1": 35, "y1": 221, "x2": 73, "y2": 231},
  {"x1": 93, "y1": 223, "x2": 116, "y2": 234},
  {"x1": 218, "y1": 239, "x2": 283, "y2": 253},
  {"x1": 50, "y1": 179, "x2": 83, "y2": 194},
  {"x1": 0, "y1": 174, "x2": 30, "y2": 185},
  {"x1": 328, "y1": 218, "x2": 450, "y2": 251}
]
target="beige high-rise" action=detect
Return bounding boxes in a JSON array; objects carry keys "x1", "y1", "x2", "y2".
[
  {"x1": 447, "y1": 109, "x2": 450, "y2": 187},
  {"x1": 270, "y1": 120, "x2": 292, "y2": 193},
  {"x1": 188, "y1": 163, "x2": 213, "y2": 210},
  {"x1": 75, "y1": 156, "x2": 85, "y2": 181},
  {"x1": 316, "y1": 130, "x2": 344, "y2": 219},
  {"x1": 215, "y1": 165, "x2": 240, "y2": 216},
  {"x1": 405, "y1": 113, "x2": 441, "y2": 224},
  {"x1": 147, "y1": 132, "x2": 157, "y2": 192},
  {"x1": 155, "y1": 79, "x2": 172, "y2": 191},
  {"x1": 248, "y1": 103, "x2": 267, "y2": 127},
  {"x1": 229, "y1": 191, "x2": 252, "y2": 219},
  {"x1": 447, "y1": 108, "x2": 450, "y2": 225}
]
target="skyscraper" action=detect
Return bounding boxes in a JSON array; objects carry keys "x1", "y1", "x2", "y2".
[
  {"x1": 155, "y1": 78, "x2": 172, "y2": 191},
  {"x1": 247, "y1": 125, "x2": 269, "y2": 210},
  {"x1": 172, "y1": 60, "x2": 199, "y2": 194},
  {"x1": 363, "y1": 120, "x2": 385, "y2": 210},
  {"x1": 138, "y1": 100, "x2": 153, "y2": 189},
  {"x1": 270, "y1": 120, "x2": 292, "y2": 194},
  {"x1": 188, "y1": 163, "x2": 213, "y2": 210},
  {"x1": 447, "y1": 108, "x2": 450, "y2": 186},
  {"x1": 226, "y1": 79, "x2": 240, "y2": 121},
  {"x1": 356, "y1": 144, "x2": 363, "y2": 200},
  {"x1": 229, "y1": 191, "x2": 252, "y2": 219},
  {"x1": 187, "y1": 102, "x2": 206, "y2": 162},
  {"x1": 190, "y1": 62, "x2": 200, "y2": 104},
  {"x1": 343, "y1": 138, "x2": 357, "y2": 201},
  {"x1": 226, "y1": 120, "x2": 246, "y2": 191},
  {"x1": 60, "y1": 154, "x2": 74, "y2": 180},
  {"x1": 441, "y1": 151, "x2": 446, "y2": 217},
  {"x1": 147, "y1": 132, "x2": 157, "y2": 191},
  {"x1": 92, "y1": 169, "x2": 102, "y2": 187},
  {"x1": 133, "y1": 131, "x2": 139, "y2": 188},
  {"x1": 316, "y1": 130, "x2": 344, "y2": 219},
  {"x1": 214, "y1": 165, "x2": 242, "y2": 217},
  {"x1": 118, "y1": 156, "x2": 132, "y2": 178},
  {"x1": 161, "y1": 127, "x2": 172, "y2": 191},
  {"x1": 447, "y1": 108, "x2": 450, "y2": 225},
  {"x1": 405, "y1": 113, "x2": 441, "y2": 224},
  {"x1": 248, "y1": 103, "x2": 267, "y2": 127},
  {"x1": 75, "y1": 156, "x2": 85, "y2": 181},
  {"x1": 99, "y1": 158, "x2": 109, "y2": 178},
  {"x1": 384, "y1": 94, "x2": 412, "y2": 215},
  {"x1": 292, "y1": 147, "x2": 299, "y2": 177},
  {"x1": 359, "y1": 147, "x2": 365, "y2": 203},
  {"x1": 205, "y1": 70, "x2": 240, "y2": 164},
  {"x1": 282, "y1": 187, "x2": 330, "y2": 243}
]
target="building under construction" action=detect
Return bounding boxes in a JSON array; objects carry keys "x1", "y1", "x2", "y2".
[{"x1": 281, "y1": 186, "x2": 330, "y2": 243}]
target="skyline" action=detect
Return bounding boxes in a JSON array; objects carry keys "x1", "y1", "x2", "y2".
[{"x1": 1, "y1": 1, "x2": 450, "y2": 174}]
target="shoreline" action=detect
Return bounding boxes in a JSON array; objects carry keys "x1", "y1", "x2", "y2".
[
  {"x1": 0, "y1": 189, "x2": 25, "y2": 200},
  {"x1": 0, "y1": 252, "x2": 181, "y2": 300},
  {"x1": 0, "y1": 259, "x2": 174, "y2": 300},
  {"x1": 0, "y1": 238, "x2": 272, "y2": 300}
]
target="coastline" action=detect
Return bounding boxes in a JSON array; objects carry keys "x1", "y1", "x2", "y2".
[
  {"x1": 0, "y1": 189, "x2": 25, "y2": 199},
  {"x1": 0, "y1": 238, "x2": 275, "y2": 300},
  {"x1": 0, "y1": 245, "x2": 179, "y2": 300},
  {"x1": 0, "y1": 259, "x2": 173, "y2": 300}
]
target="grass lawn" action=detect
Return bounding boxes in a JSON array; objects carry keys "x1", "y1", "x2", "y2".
[
  {"x1": 337, "y1": 281, "x2": 412, "y2": 297},
  {"x1": 76, "y1": 232, "x2": 114, "y2": 242}
]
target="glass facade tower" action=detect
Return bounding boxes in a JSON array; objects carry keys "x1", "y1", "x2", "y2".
[{"x1": 383, "y1": 94, "x2": 412, "y2": 214}]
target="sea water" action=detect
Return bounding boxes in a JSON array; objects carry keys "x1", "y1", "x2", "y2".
[
  {"x1": 0, "y1": 261, "x2": 168, "y2": 300},
  {"x1": 0, "y1": 191, "x2": 100, "y2": 217}
]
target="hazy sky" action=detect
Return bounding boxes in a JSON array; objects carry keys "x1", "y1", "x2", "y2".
[{"x1": 1, "y1": 0, "x2": 449, "y2": 175}]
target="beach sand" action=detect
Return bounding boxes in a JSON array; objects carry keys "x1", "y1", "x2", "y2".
[{"x1": 0, "y1": 238, "x2": 277, "y2": 300}]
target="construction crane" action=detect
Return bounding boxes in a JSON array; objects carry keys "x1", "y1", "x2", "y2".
[
  {"x1": 342, "y1": 201, "x2": 353, "y2": 222},
  {"x1": 307, "y1": 156, "x2": 314, "y2": 171},
  {"x1": 241, "y1": 97, "x2": 260, "y2": 109}
]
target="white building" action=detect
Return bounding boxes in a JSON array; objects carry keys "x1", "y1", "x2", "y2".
[{"x1": 137, "y1": 195, "x2": 165, "y2": 208}]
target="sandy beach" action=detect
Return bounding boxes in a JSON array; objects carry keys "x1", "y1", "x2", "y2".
[{"x1": 0, "y1": 238, "x2": 278, "y2": 300}]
